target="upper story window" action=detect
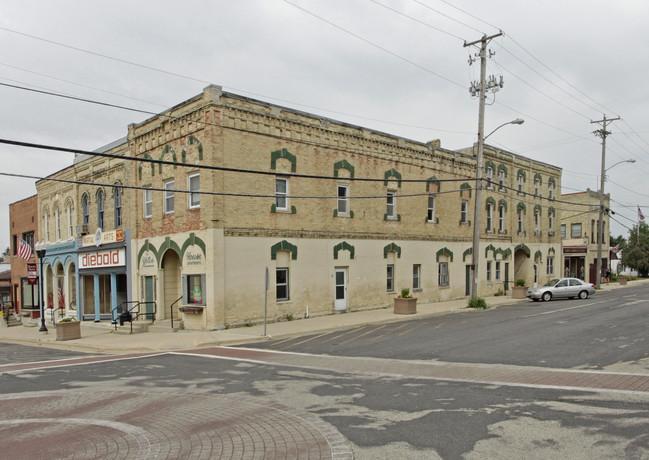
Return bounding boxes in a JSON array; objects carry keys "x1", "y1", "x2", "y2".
[
  {"x1": 189, "y1": 173, "x2": 201, "y2": 209},
  {"x1": 571, "y1": 223, "x2": 582, "y2": 239},
  {"x1": 55, "y1": 207, "x2": 61, "y2": 241},
  {"x1": 486, "y1": 203, "x2": 493, "y2": 232},
  {"x1": 67, "y1": 204, "x2": 73, "y2": 238},
  {"x1": 499, "y1": 205, "x2": 505, "y2": 233},
  {"x1": 534, "y1": 179, "x2": 540, "y2": 197},
  {"x1": 548, "y1": 181, "x2": 554, "y2": 200},
  {"x1": 498, "y1": 170, "x2": 505, "y2": 190},
  {"x1": 82, "y1": 194, "x2": 89, "y2": 225},
  {"x1": 518, "y1": 175, "x2": 524, "y2": 194},
  {"x1": 518, "y1": 208, "x2": 524, "y2": 234},
  {"x1": 460, "y1": 200, "x2": 468, "y2": 224},
  {"x1": 275, "y1": 177, "x2": 288, "y2": 211},
  {"x1": 144, "y1": 188, "x2": 153, "y2": 218},
  {"x1": 561, "y1": 224, "x2": 566, "y2": 239},
  {"x1": 164, "y1": 180, "x2": 175, "y2": 214},
  {"x1": 549, "y1": 211, "x2": 554, "y2": 233},
  {"x1": 337, "y1": 185, "x2": 348, "y2": 215},
  {"x1": 427, "y1": 195, "x2": 435, "y2": 223},
  {"x1": 486, "y1": 167, "x2": 493, "y2": 188},
  {"x1": 386, "y1": 191, "x2": 396, "y2": 219},
  {"x1": 534, "y1": 209, "x2": 540, "y2": 235},
  {"x1": 97, "y1": 190, "x2": 104, "y2": 231},
  {"x1": 114, "y1": 187, "x2": 122, "y2": 228}
]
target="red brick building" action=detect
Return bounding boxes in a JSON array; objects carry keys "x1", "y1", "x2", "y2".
[{"x1": 9, "y1": 195, "x2": 38, "y2": 315}]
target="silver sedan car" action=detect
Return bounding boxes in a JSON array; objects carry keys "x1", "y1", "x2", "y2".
[{"x1": 527, "y1": 277, "x2": 596, "y2": 302}]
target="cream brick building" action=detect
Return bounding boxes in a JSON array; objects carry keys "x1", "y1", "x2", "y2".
[{"x1": 33, "y1": 85, "x2": 564, "y2": 330}]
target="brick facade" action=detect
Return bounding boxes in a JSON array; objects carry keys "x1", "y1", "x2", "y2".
[{"x1": 9, "y1": 195, "x2": 38, "y2": 313}]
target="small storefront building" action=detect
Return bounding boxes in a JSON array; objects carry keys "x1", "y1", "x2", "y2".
[
  {"x1": 77, "y1": 228, "x2": 132, "y2": 322},
  {"x1": 40, "y1": 240, "x2": 78, "y2": 321}
]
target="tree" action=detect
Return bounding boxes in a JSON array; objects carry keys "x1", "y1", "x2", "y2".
[
  {"x1": 621, "y1": 221, "x2": 649, "y2": 277},
  {"x1": 610, "y1": 234, "x2": 625, "y2": 248}
]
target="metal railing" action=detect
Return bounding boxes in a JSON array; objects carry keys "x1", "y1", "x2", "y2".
[
  {"x1": 111, "y1": 301, "x2": 157, "y2": 334},
  {"x1": 50, "y1": 306, "x2": 66, "y2": 323},
  {"x1": 170, "y1": 296, "x2": 183, "y2": 330}
]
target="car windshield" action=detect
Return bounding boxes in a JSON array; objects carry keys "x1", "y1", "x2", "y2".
[{"x1": 544, "y1": 279, "x2": 560, "y2": 287}]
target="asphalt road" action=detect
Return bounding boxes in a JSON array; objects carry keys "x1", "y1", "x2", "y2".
[
  {"x1": 2, "y1": 345, "x2": 649, "y2": 459},
  {"x1": 243, "y1": 283, "x2": 649, "y2": 371}
]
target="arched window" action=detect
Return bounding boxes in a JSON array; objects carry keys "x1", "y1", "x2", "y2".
[
  {"x1": 114, "y1": 186, "x2": 123, "y2": 228},
  {"x1": 82, "y1": 194, "x2": 89, "y2": 226},
  {"x1": 97, "y1": 190, "x2": 104, "y2": 230}
]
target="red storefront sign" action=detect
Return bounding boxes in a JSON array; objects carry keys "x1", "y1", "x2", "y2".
[{"x1": 27, "y1": 263, "x2": 38, "y2": 285}]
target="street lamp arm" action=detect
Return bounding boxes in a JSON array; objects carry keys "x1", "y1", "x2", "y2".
[
  {"x1": 605, "y1": 159, "x2": 635, "y2": 173},
  {"x1": 484, "y1": 118, "x2": 524, "y2": 141}
]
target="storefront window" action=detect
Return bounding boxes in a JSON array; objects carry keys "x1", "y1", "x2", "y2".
[{"x1": 186, "y1": 274, "x2": 204, "y2": 305}]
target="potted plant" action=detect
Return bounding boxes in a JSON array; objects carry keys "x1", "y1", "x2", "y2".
[
  {"x1": 55, "y1": 317, "x2": 81, "y2": 341},
  {"x1": 512, "y1": 278, "x2": 528, "y2": 299},
  {"x1": 394, "y1": 288, "x2": 417, "y2": 314},
  {"x1": 617, "y1": 275, "x2": 628, "y2": 285}
]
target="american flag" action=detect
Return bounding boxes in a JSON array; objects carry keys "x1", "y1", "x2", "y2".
[
  {"x1": 639, "y1": 206, "x2": 645, "y2": 221},
  {"x1": 17, "y1": 237, "x2": 33, "y2": 261}
]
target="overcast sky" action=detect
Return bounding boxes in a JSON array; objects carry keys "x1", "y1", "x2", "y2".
[{"x1": 1, "y1": 0, "x2": 648, "y2": 250}]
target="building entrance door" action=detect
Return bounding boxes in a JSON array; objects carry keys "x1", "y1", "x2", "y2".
[{"x1": 334, "y1": 268, "x2": 347, "y2": 311}]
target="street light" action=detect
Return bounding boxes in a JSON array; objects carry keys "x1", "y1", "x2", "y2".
[
  {"x1": 595, "y1": 158, "x2": 636, "y2": 288},
  {"x1": 35, "y1": 241, "x2": 48, "y2": 333},
  {"x1": 471, "y1": 118, "x2": 525, "y2": 299}
]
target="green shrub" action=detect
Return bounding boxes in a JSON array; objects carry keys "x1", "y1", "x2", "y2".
[
  {"x1": 286, "y1": 313, "x2": 294, "y2": 321},
  {"x1": 515, "y1": 278, "x2": 526, "y2": 287},
  {"x1": 467, "y1": 297, "x2": 488, "y2": 309},
  {"x1": 494, "y1": 289, "x2": 504, "y2": 296},
  {"x1": 399, "y1": 288, "x2": 412, "y2": 298}
]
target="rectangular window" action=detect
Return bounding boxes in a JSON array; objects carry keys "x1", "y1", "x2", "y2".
[
  {"x1": 535, "y1": 211, "x2": 540, "y2": 235},
  {"x1": 337, "y1": 185, "x2": 348, "y2": 215},
  {"x1": 164, "y1": 180, "x2": 175, "y2": 214},
  {"x1": 499, "y1": 205, "x2": 505, "y2": 233},
  {"x1": 114, "y1": 187, "x2": 123, "y2": 228},
  {"x1": 486, "y1": 168, "x2": 493, "y2": 188},
  {"x1": 386, "y1": 191, "x2": 396, "y2": 219},
  {"x1": 12, "y1": 234, "x2": 17, "y2": 255},
  {"x1": 461, "y1": 200, "x2": 468, "y2": 224},
  {"x1": 547, "y1": 257, "x2": 554, "y2": 275},
  {"x1": 549, "y1": 212, "x2": 554, "y2": 234},
  {"x1": 561, "y1": 224, "x2": 566, "y2": 239},
  {"x1": 534, "y1": 180, "x2": 540, "y2": 197},
  {"x1": 144, "y1": 189, "x2": 153, "y2": 218},
  {"x1": 438, "y1": 262, "x2": 449, "y2": 287},
  {"x1": 275, "y1": 177, "x2": 288, "y2": 210},
  {"x1": 495, "y1": 261, "x2": 501, "y2": 280},
  {"x1": 427, "y1": 195, "x2": 435, "y2": 222},
  {"x1": 55, "y1": 208, "x2": 61, "y2": 241},
  {"x1": 387, "y1": 264, "x2": 394, "y2": 292},
  {"x1": 498, "y1": 170, "x2": 505, "y2": 190},
  {"x1": 571, "y1": 223, "x2": 582, "y2": 239},
  {"x1": 68, "y1": 205, "x2": 74, "y2": 237},
  {"x1": 518, "y1": 209, "x2": 524, "y2": 234},
  {"x1": 189, "y1": 173, "x2": 201, "y2": 209},
  {"x1": 486, "y1": 204, "x2": 493, "y2": 232},
  {"x1": 186, "y1": 274, "x2": 204, "y2": 305},
  {"x1": 21, "y1": 278, "x2": 38, "y2": 308},
  {"x1": 518, "y1": 175, "x2": 524, "y2": 194},
  {"x1": 276, "y1": 268, "x2": 289, "y2": 301},
  {"x1": 413, "y1": 264, "x2": 421, "y2": 290},
  {"x1": 97, "y1": 192, "x2": 104, "y2": 231},
  {"x1": 549, "y1": 182, "x2": 554, "y2": 200},
  {"x1": 22, "y1": 232, "x2": 34, "y2": 253},
  {"x1": 486, "y1": 261, "x2": 492, "y2": 282}
]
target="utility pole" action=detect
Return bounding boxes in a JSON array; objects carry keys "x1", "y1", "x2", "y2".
[
  {"x1": 591, "y1": 114, "x2": 620, "y2": 289},
  {"x1": 464, "y1": 32, "x2": 502, "y2": 299}
]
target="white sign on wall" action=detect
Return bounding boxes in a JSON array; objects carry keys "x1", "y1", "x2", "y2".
[{"x1": 79, "y1": 248, "x2": 126, "y2": 269}]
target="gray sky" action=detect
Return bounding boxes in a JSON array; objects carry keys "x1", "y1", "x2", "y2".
[{"x1": 1, "y1": 0, "x2": 648, "y2": 250}]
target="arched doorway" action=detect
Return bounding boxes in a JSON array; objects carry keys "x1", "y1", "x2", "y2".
[
  {"x1": 66, "y1": 262, "x2": 77, "y2": 313},
  {"x1": 161, "y1": 249, "x2": 181, "y2": 319},
  {"x1": 513, "y1": 244, "x2": 531, "y2": 286},
  {"x1": 54, "y1": 262, "x2": 65, "y2": 318}
]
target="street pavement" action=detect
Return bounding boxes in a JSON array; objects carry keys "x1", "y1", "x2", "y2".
[{"x1": 2, "y1": 280, "x2": 644, "y2": 355}]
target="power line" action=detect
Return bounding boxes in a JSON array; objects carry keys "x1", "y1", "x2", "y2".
[{"x1": 409, "y1": 0, "x2": 485, "y2": 35}]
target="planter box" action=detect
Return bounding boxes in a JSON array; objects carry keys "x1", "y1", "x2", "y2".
[
  {"x1": 394, "y1": 297, "x2": 417, "y2": 315},
  {"x1": 55, "y1": 321, "x2": 81, "y2": 341},
  {"x1": 618, "y1": 277, "x2": 628, "y2": 285},
  {"x1": 512, "y1": 286, "x2": 528, "y2": 299}
]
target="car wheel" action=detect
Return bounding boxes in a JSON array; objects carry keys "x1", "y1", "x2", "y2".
[
  {"x1": 542, "y1": 292, "x2": 552, "y2": 302},
  {"x1": 578, "y1": 290, "x2": 589, "y2": 299}
]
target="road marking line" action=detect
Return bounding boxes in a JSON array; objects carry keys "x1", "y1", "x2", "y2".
[
  {"x1": 522, "y1": 300, "x2": 607, "y2": 318},
  {"x1": 434, "y1": 322, "x2": 446, "y2": 330},
  {"x1": 398, "y1": 323, "x2": 424, "y2": 336},
  {"x1": 336, "y1": 325, "x2": 388, "y2": 346},
  {"x1": 277, "y1": 331, "x2": 335, "y2": 350}
]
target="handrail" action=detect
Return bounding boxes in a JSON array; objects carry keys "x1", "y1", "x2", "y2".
[
  {"x1": 111, "y1": 300, "x2": 157, "y2": 333},
  {"x1": 50, "y1": 306, "x2": 66, "y2": 323},
  {"x1": 138, "y1": 302, "x2": 157, "y2": 323},
  {"x1": 170, "y1": 296, "x2": 183, "y2": 330}
]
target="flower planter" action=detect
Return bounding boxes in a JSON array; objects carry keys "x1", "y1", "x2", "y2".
[
  {"x1": 512, "y1": 286, "x2": 528, "y2": 299},
  {"x1": 394, "y1": 297, "x2": 417, "y2": 315},
  {"x1": 55, "y1": 321, "x2": 81, "y2": 341},
  {"x1": 617, "y1": 276, "x2": 628, "y2": 285},
  {"x1": 179, "y1": 306, "x2": 204, "y2": 314}
]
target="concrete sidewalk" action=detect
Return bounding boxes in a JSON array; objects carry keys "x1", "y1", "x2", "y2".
[{"x1": 0, "y1": 280, "x2": 642, "y2": 354}]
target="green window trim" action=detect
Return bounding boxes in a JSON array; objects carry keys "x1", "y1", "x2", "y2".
[
  {"x1": 180, "y1": 232, "x2": 207, "y2": 261},
  {"x1": 436, "y1": 247, "x2": 453, "y2": 262},
  {"x1": 333, "y1": 241, "x2": 355, "y2": 260},
  {"x1": 270, "y1": 148, "x2": 297, "y2": 172},
  {"x1": 485, "y1": 196, "x2": 496, "y2": 209},
  {"x1": 548, "y1": 247, "x2": 556, "y2": 255},
  {"x1": 498, "y1": 199, "x2": 508, "y2": 211},
  {"x1": 271, "y1": 240, "x2": 298, "y2": 260},
  {"x1": 138, "y1": 153, "x2": 155, "y2": 180},
  {"x1": 485, "y1": 244, "x2": 496, "y2": 258},
  {"x1": 383, "y1": 168, "x2": 402, "y2": 187},
  {"x1": 426, "y1": 176, "x2": 441, "y2": 192},
  {"x1": 497, "y1": 164, "x2": 508, "y2": 175},
  {"x1": 514, "y1": 243, "x2": 530, "y2": 258},
  {"x1": 534, "y1": 250, "x2": 543, "y2": 263},
  {"x1": 534, "y1": 204, "x2": 542, "y2": 213},
  {"x1": 159, "y1": 145, "x2": 177, "y2": 174},
  {"x1": 462, "y1": 247, "x2": 472, "y2": 262},
  {"x1": 182, "y1": 135, "x2": 203, "y2": 162},
  {"x1": 517, "y1": 169, "x2": 527, "y2": 180},
  {"x1": 548, "y1": 206, "x2": 555, "y2": 216},
  {"x1": 333, "y1": 159, "x2": 355, "y2": 178},
  {"x1": 485, "y1": 160, "x2": 496, "y2": 173},
  {"x1": 517, "y1": 202, "x2": 527, "y2": 213},
  {"x1": 534, "y1": 173, "x2": 543, "y2": 185},
  {"x1": 383, "y1": 242, "x2": 401, "y2": 258},
  {"x1": 460, "y1": 182, "x2": 472, "y2": 198},
  {"x1": 159, "y1": 237, "x2": 183, "y2": 268}
]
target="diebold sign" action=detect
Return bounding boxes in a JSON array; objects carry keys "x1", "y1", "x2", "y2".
[
  {"x1": 27, "y1": 263, "x2": 38, "y2": 285},
  {"x1": 79, "y1": 248, "x2": 126, "y2": 269}
]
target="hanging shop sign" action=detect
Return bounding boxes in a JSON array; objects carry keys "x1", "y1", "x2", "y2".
[
  {"x1": 79, "y1": 248, "x2": 126, "y2": 269},
  {"x1": 27, "y1": 263, "x2": 38, "y2": 285}
]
